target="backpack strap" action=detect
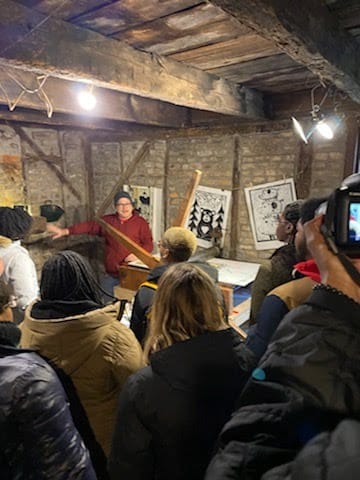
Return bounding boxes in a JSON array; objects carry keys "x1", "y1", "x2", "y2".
[{"x1": 140, "y1": 281, "x2": 158, "y2": 290}]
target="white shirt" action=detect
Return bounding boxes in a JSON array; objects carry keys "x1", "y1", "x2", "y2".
[{"x1": 0, "y1": 241, "x2": 39, "y2": 311}]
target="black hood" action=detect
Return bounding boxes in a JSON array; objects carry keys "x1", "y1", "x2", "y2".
[
  {"x1": 150, "y1": 328, "x2": 253, "y2": 393},
  {"x1": 30, "y1": 299, "x2": 104, "y2": 319}
]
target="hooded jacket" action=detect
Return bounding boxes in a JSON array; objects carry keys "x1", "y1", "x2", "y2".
[
  {"x1": 263, "y1": 419, "x2": 360, "y2": 480},
  {"x1": 20, "y1": 301, "x2": 144, "y2": 456},
  {"x1": 246, "y1": 259, "x2": 319, "y2": 360},
  {"x1": 108, "y1": 328, "x2": 256, "y2": 480},
  {"x1": 206, "y1": 285, "x2": 360, "y2": 480},
  {"x1": 0, "y1": 322, "x2": 95, "y2": 480}
]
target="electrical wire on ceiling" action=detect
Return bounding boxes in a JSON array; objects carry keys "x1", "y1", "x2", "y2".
[{"x1": 0, "y1": 69, "x2": 53, "y2": 117}]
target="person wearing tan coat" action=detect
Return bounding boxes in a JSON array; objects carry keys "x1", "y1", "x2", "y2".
[{"x1": 20, "y1": 250, "x2": 143, "y2": 457}]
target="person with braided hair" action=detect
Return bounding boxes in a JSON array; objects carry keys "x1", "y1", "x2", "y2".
[{"x1": 20, "y1": 250, "x2": 144, "y2": 457}]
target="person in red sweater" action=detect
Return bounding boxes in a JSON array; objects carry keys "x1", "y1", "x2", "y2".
[{"x1": 47, "y1": 191, "x2": 153, "y2": 297}]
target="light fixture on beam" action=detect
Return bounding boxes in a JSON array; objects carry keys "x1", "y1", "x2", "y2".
[
  {"x1": 292, "y1": 84, "x2": 342, "y2": 144},
  {"x1": 78, "y1": 85, "x2": 96, "y2": 111},
  {"x1": 78, "y1": 84, "x2": 97, "y2": 111}
]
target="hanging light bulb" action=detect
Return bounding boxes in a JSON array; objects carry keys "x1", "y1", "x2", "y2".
[
  {"x1": 292, "y1": 117, "x2": 308, "y2": 144},
  {"x1": 78, "y1": 84, "x2": 96, "y2": 111},
  {"x1": 315, "y1": 119, "x2": 334, "y2": 139},
  {"x1": 291, "y1": 84, "x2": 341, "y2": 144}
]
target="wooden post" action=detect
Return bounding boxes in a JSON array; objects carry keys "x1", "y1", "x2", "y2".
[
  {"x1": 96, "y1": 141, "x2": 150, "y2": 218},
  {"x1": 343, "y1": 116, "x2": 359, "y2": 178},
  {"x1": 15, "y1": 126, "x2": 82, "y2": 201},
  {"x1": 172, "y1": 170, "x2": 202, "y2": 227}
]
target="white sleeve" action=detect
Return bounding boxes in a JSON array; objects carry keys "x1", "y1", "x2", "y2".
[{"x1": 7, "y1": 250, "x2": 39, "y2": 310}]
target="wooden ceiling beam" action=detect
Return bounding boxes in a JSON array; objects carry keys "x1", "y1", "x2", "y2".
[
  {"x1": 0, "y1": 70, "x2": 189, "y2": 127},
  {"x1": 0, "y1": 0, "x2": 265, "y2": 119},
  {"x1": 211, "y1": 0, "x2": 360, "y2": 104}
]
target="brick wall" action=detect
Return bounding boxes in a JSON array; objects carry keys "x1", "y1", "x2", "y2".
[{"x1": 0, "y1": 120, "x2": 349, "y2": 276}]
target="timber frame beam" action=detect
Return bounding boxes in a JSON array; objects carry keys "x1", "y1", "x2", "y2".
[
  {"x1": 211, "y1": 0, "x2": 360, "y2": 104},
  {"x1": 0, "y1": 0, "x2": 265, "y2": 119}
]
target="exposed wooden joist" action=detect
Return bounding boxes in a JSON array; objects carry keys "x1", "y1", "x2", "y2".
[
  {"x1": 0, "y1": 105, "x2": 146, "y2": 131},
  {"x1": 0, "y1": 69, "x2": 189, "y2": 127},
  {"x1": 0, "y1": 0, "x2": 265, "y2": 119},
  {"x1": 211, "y1": 0, "x2": 360, "y2": 104}
]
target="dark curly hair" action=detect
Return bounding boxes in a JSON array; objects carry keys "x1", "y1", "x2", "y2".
[{"x1": 0, "y1": 207, "x2": 33, "y2": 240}]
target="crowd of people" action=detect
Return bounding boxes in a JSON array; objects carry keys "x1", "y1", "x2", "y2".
[{"x1": 0, "y1": 177, "x2": 359, "y2": 479}]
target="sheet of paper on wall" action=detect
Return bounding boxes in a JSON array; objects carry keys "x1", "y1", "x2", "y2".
[
  {"x1": 244, "y1": 178, "x2": 297, "y2": 250},
  {"x1": 184, "y1": 185, "x2": 231, "y2": 248},
  {"x1": 207, "y1": 258, "x2": 260, "y2": 286},
  {"x1": 124, "y1": 185, "x2": 163, "y2": 250}
]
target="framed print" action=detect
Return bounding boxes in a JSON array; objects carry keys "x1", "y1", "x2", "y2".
[
  {"x1": 245, "y1": 178, "x2": 297, "y2": 250},
  {"x1": 185, "y1": 185, "x2": 231, "y2": 248},
  {"x1": 124, "y1": 185, "x2": 163, "y2": 251}
]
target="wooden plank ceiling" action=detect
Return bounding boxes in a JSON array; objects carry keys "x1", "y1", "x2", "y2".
[{"x1": 0, "y1": 0, "x2": 358, "y2": 128}]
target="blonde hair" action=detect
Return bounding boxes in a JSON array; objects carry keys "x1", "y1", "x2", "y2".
[
  {"x1": 143, "y1": 263, "x2": 227, "y2": 362},
  {"x1": 162, "y1": 227, "x2": 197, "y2": 262}
]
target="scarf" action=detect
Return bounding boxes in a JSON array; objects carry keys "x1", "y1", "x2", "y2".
[{"x1": 293, "y1": 258, "x2": 321, "y2": 283}]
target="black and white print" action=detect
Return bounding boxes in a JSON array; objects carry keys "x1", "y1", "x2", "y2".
[
  {"x1": 245, "y1": 178, "x2": 296, "y2": 250},
  {"x1": 124, "y1": 185, "x2": 162, "y2": 248},
  {"x1": 186, "y1": 186, "x2": 231, "y2": 248}
]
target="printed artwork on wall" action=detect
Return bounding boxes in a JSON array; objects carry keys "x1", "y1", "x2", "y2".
[
  {"x1": 124, "y1": 185, "x2": 163, "y2": 251},
  {"x1": 245, "y1": 178, "x2": 297, "y2": 250},
  {"x1": 185, "y1": 186, "x2": 231, "y2": 248}
]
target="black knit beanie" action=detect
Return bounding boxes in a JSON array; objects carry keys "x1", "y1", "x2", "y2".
[{"x1": 113, "y1": 191, "x2": 133, "y2": 206}]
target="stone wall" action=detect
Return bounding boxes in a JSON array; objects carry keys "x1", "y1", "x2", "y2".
[{"x1": 0, "y1": 120, "x2": 349, "y2": 276}]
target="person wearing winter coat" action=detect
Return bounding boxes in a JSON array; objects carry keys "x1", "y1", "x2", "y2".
[
  {"x1": 0, "y1": 280, "x2": 95, "y2": 480},
  {"x1": 262, "y1": 419, "x2": 360, "y2": 480},
  {"x1": 109, "y1": 262, "x2": 256, "y2": 480},
  {"x1": 130, "y1": 226, "x2": 217, "y2": 344},
  {"x1": 246, "y1": 198, "x2": 326, "y2": 360},
  {"x1": 20, "y1": 250, "x2": 144, "y2": 457},
  {"x1": 249, "y1": 200, "x2": 303, "y2": 325},
  {"x1": 205, "y1": 210, "x2": 360, "y2": 480}
]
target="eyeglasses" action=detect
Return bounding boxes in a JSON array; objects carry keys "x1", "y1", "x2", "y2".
[{"x1": 116, "y1": 202, "x2": 132, "y2": 207}]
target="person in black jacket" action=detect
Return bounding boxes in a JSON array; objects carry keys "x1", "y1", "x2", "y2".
[
  {"x1": 0, "y1": 280, "x2": 96, "y2": 480},
  {"x1": 246, "y1": 197, "x2": 326, "y2": 360},
  {"x1": 130, "y1": 226, "x2": 218, "y2": 343},
  {"x1": 262, "y1": 418, "x2": 360, "y2": 479},
  {"x1": 205, "y1": 210, "x2": 360, "y2": 479},
  {"x1": 109, "y1": 263, "x2": 256, "y2": 480},
  {"x1": 249, "y1": 200, "x2": 303, "y2": 325}
]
